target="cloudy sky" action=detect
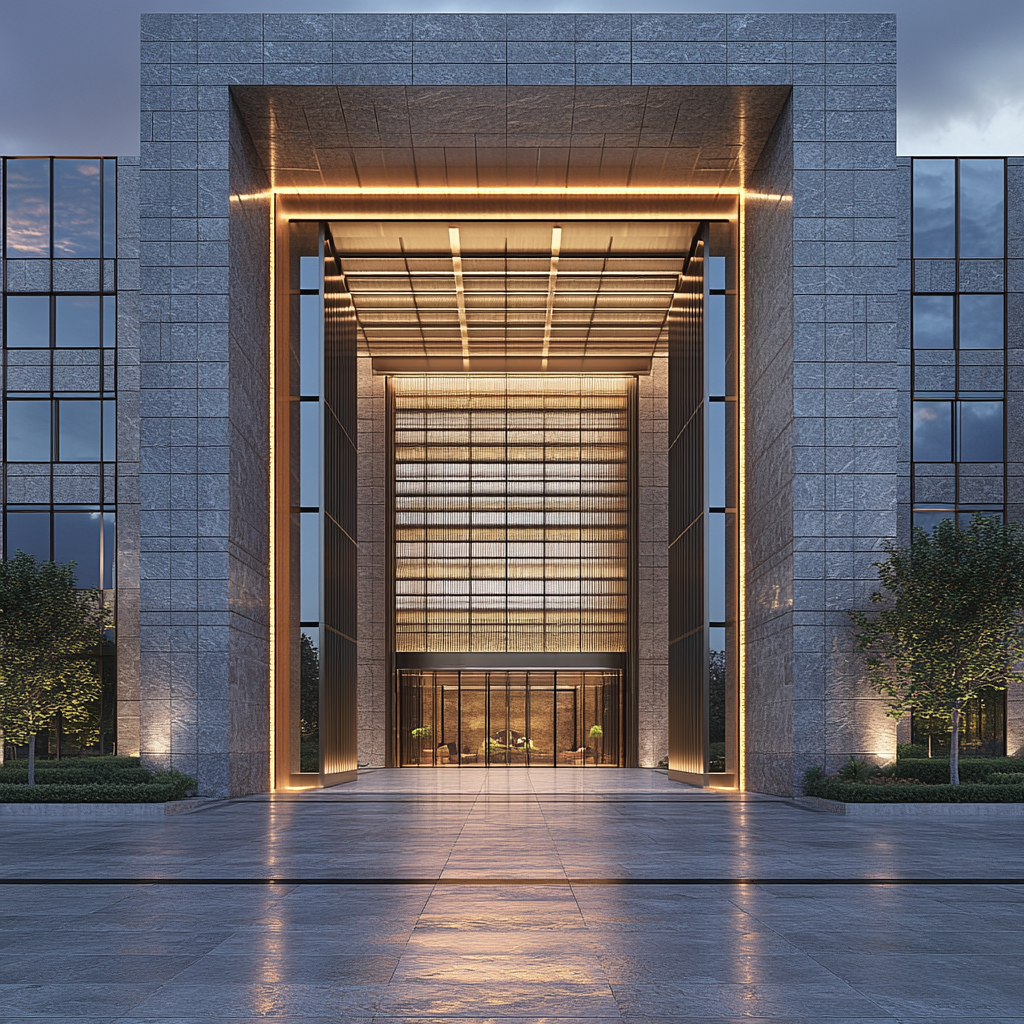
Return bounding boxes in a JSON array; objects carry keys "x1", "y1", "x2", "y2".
[{"x1": 1, "y1": 0, "x2": 1021, "y2": 156}]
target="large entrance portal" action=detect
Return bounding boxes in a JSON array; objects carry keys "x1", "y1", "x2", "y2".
[
  {"x1": 398, "y1": 668, "x2": 622, "y2": 767},
  {"x1": 272, "y1": 182, "x2": 741, "y2": 785}
]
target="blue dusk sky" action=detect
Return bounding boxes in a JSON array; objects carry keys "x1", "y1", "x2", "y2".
[{"x1": 0, "y1": 1, "x2": 1021, "y2": 156}]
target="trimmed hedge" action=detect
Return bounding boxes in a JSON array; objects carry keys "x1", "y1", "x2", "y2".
[
  {"x1": 990, "y1": 773, "x2": 1024, "y2": 785},
  {"x1": 0, "y1": 756, "x2": 197, "y2": 802},
  {"x1": 887, "y1": 757, "x2": 1024, "y2": 785},
  {"x1": 804, "y1": 775, "x2": 1024, "y2": 803},
  {"x1": 896, "y1": 743, "x2": 929, "y2": 760},
  {"x1": 0, "y1": 783, "x2": 178, "y2": 803}
]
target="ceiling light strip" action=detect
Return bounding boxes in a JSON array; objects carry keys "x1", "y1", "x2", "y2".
[
  {"x1": 449, "y1": 226, "x2": 471, "y2": 369},
  {"x1": 540, "y1": 226, "x2": 562, "y2": 371}
]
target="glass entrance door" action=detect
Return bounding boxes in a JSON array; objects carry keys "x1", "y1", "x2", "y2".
[{"x1": 399, "y1": 669, "x2": 621, "y2": 766}]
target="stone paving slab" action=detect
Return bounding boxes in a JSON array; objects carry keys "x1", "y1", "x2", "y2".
[{"x1": 0, "y1": 768, "x2": 1020, "y2": 1021}]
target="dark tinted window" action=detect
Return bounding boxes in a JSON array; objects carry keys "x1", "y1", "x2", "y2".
[
  {"x1": 913, "y1": 508, "x2": 954, "y2": 535},
  {"x1": 53, "y1": 510, "x2": 102, "y2": 588},
  {"x1": 913, "y1": 159, "x2": 955, "y2": 258},
  {"x1": 5, "y1": 159, "x2": 50, "y2": 258},
  {"x1": 4, "y1": 511, "x2": 50, "y2": 561}
]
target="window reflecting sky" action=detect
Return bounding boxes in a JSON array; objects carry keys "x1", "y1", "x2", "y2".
[
  {"x1": 959, "y1": 294, "x2": 1004, "y2": 348},
  {"x1": 959, "y1": 159, "x2": 1005, "y2": 258},
  {"x1": 912, "y1": 160, "x2": 955, "y2": 258},
  {"x1": 913, "y1": 401, "x2": 951, "y2": 462},
  {"x1": 5, "y1": 295, "x2": 50, "y2": 347},
  {"x1": 912, "y1": 295, "x2": 953, "y2": 348},
  {"x1": 958, "y1": 400, "x2": 1003, "y2": 462},
  {"x1": 5, "y1": 158, "x2": 50, "y2": 258},
  {"x1": 53, "y1": 159, "x2": 102, "y2": 258}
]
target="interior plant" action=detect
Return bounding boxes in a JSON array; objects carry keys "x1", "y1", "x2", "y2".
[{"x1": 849, "y1": 514, "x2": 1024, "y2": 785}]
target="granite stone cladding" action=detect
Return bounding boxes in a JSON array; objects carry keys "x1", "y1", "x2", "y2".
[{"x1": 126, "y1": 10, "x2": 992, "y2": 796}]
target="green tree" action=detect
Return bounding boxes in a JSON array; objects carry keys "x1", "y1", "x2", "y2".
[
  {"x1": 0, "y1": 552, "x2": 112, "y2": 784},
  {"x1": 849, "y1": 516, "x2": 1024, "y2": 785},
  {"x1": 300, "y1": 631, "x2": 319, "y2": 737}
]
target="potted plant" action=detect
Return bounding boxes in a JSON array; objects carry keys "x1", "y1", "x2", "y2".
[
  {"x1": 411, "y1": 726, "x2": 432, "y2": 765},
  {"x1": 589, "y1": 725, "x2": 603, "y2": 765}
]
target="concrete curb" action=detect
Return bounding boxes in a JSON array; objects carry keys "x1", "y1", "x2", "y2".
[
  {"x1": 0, "y1": 798, "x2": 208, "y2": 819},
  {"x1": 793, "y1": 796, "x2": 1024, "y2": 817}
]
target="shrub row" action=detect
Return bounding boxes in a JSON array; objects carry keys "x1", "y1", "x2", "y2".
[
  {"x1": 0, "y1": 783, "x2": 179, "y2": 804},
  {"x1": 0, "y1": 756, "x2": 153, "y2": 786},
  {"x1": 887, "y1": 757, "x2": 1024, "y2": 785},
  {"x1": 804, "y1": 775, "x2": 1024, "y2": 803},
  {"x1": 0, "y1": 756, "x2": 197, "y2": 801}
]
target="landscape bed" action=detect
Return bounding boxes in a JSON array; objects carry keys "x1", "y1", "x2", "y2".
[
  {"x1": 0, "y1": 756, "x2": 197, "y2": 803},
  {"x1": 804, "y1": 757, "x2": 1024, "y2": 802}
]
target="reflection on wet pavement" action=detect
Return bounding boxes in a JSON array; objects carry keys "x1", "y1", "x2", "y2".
[{"x1": 1, "y1": 768, "x2": 1021, "y2": 1022}]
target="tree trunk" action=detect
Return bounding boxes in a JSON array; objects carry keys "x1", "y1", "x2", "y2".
[
  {"x1": 55, "y1": 713, "x2": 62, "y2": 760},
  {"x1": 950, "y1": 702, "x2": 961, "y2": 786},
  {"x1": 28, "y1": 733, "x2": 36, "y2": 786}
]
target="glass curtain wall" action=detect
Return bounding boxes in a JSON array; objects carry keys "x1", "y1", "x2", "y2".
[
  {"x1": 399, "y1": 669, "x2": 622, "y2": 766},
  {"x1": 285, "y1": 221, "x2": 358, "y2": 781},
  {"x1": 289, "y1": 222, "x2": 323, "y2": 774},
  {"x1": 910, "y1": 158, "x2": 1008, "y2": 754},
  {"x1": 2, "y1": 156, "x2": 118, "y2": 756},
  {"x1": 668, "y1": 222, "x2": 738, "y2": 781}
]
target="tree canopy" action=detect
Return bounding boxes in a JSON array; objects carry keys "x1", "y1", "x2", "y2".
[
  {"x1": 0, "y1": 552, "x2": 112, "y2": 782},
  {"x1": 849, "y1": 515, "x2": 1024, "y2": 784}
]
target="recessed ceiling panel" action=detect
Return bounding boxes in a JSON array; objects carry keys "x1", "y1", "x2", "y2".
[{"x1": 328, "y1": 218, "x2": 700, "y2": 360}]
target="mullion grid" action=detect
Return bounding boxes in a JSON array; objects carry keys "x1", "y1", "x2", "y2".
[
  {"x1": 910, "y1": 157, "x2": 1007, "y2": 529},
  {"x1": 393, "y1": 376, "x2": 629, "y2": 654},
  {"x1": 2, "y1": 157, "x2": 117, "y2": 591}
]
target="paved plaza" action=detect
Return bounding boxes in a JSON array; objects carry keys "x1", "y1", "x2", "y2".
[{"x1": 1, "y1": 768, "x2": 1021, "y2": 1022}]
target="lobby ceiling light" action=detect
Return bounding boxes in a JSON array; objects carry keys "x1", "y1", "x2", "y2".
[{"x1": 541, "y1": 225, "x2": 561, "y2": 370}]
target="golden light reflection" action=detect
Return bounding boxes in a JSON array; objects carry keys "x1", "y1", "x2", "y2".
[
  {"x1": 392, "y1": 375, "x2": 631, "y2": 654},
  {"x1": 268, "y1": 192, "x2": 276, "y2": 787},
  {"x1": 738, "y1": 192, "x2": 747, "y2": 792}
]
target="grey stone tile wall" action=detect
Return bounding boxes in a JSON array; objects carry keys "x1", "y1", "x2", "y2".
[
  {"x1": 743, "y1": 95, "x2": 797, "y2": 795},
  {"x1": 138, "y1": 11, "x2": 901, "y2": 795}
]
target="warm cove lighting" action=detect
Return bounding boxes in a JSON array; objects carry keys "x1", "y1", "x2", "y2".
[{"x1": 269, "y1": 186, "x2": 744, "y2": 197}]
